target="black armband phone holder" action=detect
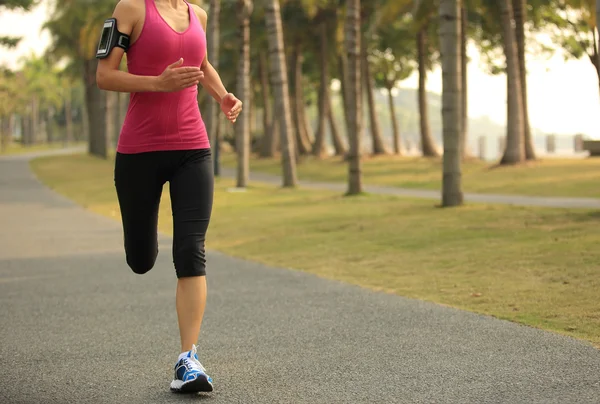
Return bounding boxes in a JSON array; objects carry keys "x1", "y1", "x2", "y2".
[{"x1": 96, "y1": 18, "x2": 130, "y2": 59}]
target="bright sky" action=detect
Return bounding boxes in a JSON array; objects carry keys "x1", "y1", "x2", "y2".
[{"x1": 1, "y1": 1, "x2": 599, "y2": 138}]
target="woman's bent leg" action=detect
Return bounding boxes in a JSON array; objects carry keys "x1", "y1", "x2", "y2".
[{"x1": 114, "y1": 152, "x2": 165, "y2": 274}]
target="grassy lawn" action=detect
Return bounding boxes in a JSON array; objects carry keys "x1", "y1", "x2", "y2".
[
  {"x1": 31, "y1": 153, "x2": 600, "y2": 347},
  {"x1": 220, "y1": 152, "x2": 600, "y2": 198},
  {"x1": 0, "y1": 142, "x2": 84, "y2": 156}
]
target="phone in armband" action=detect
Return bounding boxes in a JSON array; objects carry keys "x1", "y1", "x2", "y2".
[{"x1": 96, "y1": 18, "x2": 130, "y2": 59}]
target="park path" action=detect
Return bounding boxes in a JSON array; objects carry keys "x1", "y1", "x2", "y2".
[
  {"x1": 220, "y1": 168, "x2": 600, "y2": 209},
  {"x1": 1, "y1": 150, "x2": 600, "y2": 404}
]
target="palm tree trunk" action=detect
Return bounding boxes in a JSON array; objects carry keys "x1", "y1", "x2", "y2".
[
  {"x1": 417, "y1": 27, "x2": 440, "y2": 157},
  {"x1": 440, "y1": 0, "x2": 464, "y2": 207},
  {"x1": 593, "y1": 28, "x2": 600, "y2": 97},
  {"x1": 362, "y1": 37, "x2": 388, "y2": 155},
  {"x1": 345, "y1": 0, "x2": 363, "y2": 195},
  {"x1": 338, "y1": 53, "x2": 352, "y2": 146},
  {"x1": 207, "y1": 0, "x2": 222, "y2": 174},
  {"x1": 84, "y1": 58, "x2": 108, "y2": 158},
  {"x1": 81, "y1": 99, "x2": 90, "y2": 143},
  {"x1": 258, "y1": 50, "x2": 277, "y2": 157},
  {"x1": 113, "y1": 91, "x2": 121, "y2": 147},
  {"x1": 20, "y1": 116, "x2": 26, "y2": 146},
  {"x1": 265, "y1": 0, "x2": 297, "y2": 187},
  {"x1": 327, "y1": 92, "x2": 347, "y2": 156},
  {"x1": 499, "y1": 0, "x2": 525, "y2": 165},
  {"x1": 512, "y1": 0, "x2": 536, "y2": 160},
  {"x1": 236, "y1": 0, "x2": 253, "y2": 188},
  {"x1": 64, "y1": 87, "x2": 72, "y2": 146},
  {"x1": 31, "y1": 96, "x2": 39, "y2": 145},
  {"x1": 312, "y1": 19, "x2": 329, "y2": 158},
  {"x1": 291, "y1": 45, "x2": 313, "y2": 154},
  {"x1": 460, "y1": 5, "x2": 469, "y2": 158},
  {"x1": 105, "y1": 91, "x2": 116, "y2": 149},
  {"x1": 0, "y1": 117, "x2": 9, "y2": 152},
  {"x1": 387, "y1": 85, "x2": 401, "y2": 155}
]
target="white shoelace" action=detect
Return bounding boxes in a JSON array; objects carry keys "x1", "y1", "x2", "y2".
[{"x1": 184, "y1": 346, "x2": 206, "y2": 373}]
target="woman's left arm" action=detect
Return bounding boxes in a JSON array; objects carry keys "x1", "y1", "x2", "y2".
[{"x1": 192, "y1": 5, "x2": 242, "y2": 123}]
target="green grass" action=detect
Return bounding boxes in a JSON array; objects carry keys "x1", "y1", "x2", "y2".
[
  {"x1": 0, "y1": 142, "x2": 85, "y2": 156},
  {"x1": 31, "y1": 153, "x2": 600, "y2": 347},
  {"x1": 220, "y1": 152, "x2": 600, "y2": 198}
]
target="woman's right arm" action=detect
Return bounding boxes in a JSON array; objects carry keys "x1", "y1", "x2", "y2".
[{"x1": 96, "y1": 0, "x2": 204, "y2": 93}]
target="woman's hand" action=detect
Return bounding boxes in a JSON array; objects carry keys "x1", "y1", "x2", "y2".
[
  {"x1": 220, "y1": 93, "x2": 243, "y2": 123},
  {"x1": 156, "y1": 58, "x2": 205, "y2": 92}
]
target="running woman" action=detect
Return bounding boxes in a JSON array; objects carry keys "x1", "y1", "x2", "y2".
[{"x1": 95, "y1": 0, "x2": 241, "y2": 394}]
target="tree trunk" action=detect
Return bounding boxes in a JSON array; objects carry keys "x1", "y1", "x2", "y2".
[
  {"x1": 0, "y1": 116, "x2": 10, "y2": 152},
  {"x1": 512, "y1": 0, "x2": 536, "y2": 160},
  {"x1": 460, "y1": 5, "x2": 469, "y2": 158},
  {"x1": 117, "y1": 91, "x2": 129, "y2": 145},
  {"x1": 48, "y1": 108, "x2": 56, "y2": 143},
  {"x1": 235, "y1": 0, "x2": 253, "y2": 188},
  {"x1": 499, "y1": 0, "x2": 525, "y2": 165},
  {"x1": 207, "y1": 0, "x2": 221, "y2": 174},
  {"x1": 31, "y1": 96, "x2": 39, "y2": 145},
  {"x1": 345, "y1": 0, "x2": 363, "y2": 195},
  {"x1": 327, "y1": 91, "x2": 347, "y2": 156},
  {"x1": 20, "y1": 116, "x2": 27, "y2": 146},
  {"x1": 82, "y1": 100, "x2": 90, "y2": 142},
  {"x1": 312, "y1": 19, "x2": 329, "y2": 158},
  {"x1": 417, "y1": 27, "x2": 440, "y2": 157},
  {"x1": 265, "y1": 0, "x2": 297, "y2": 187},
  {"x1": 362, "y1": 39, "x2": 388, "y2": 155},
  {"x1": 439, "y1": 0, "x2": 464, "y2": 207},
  {"x1": 338, "y1": 53, "x2": 351, "y2": 145},
  {"x1": 291, "y1": 45, "x2": 313, "y2": 154},
  {"x1": 113, "y1": 91, "x2": 121, "y2": 146},
  {"x1": 298, "y1": 75, "x2": 315, "y2": 146},
  {"x1": 258, "y1": 50, "x2": 277, "y2": 157},
  {"x1": 387, "y1": 86, "x2": 401, "y2": 155},
  {"x1": 105, "y1": 91, "x2": 116, "y2": 149},
  {"x1": 83, "y1": 58, "x2": 108, "y2": 158},
  {"x1": 64, "y1": 89, "x2": 73, "y2": 146}
]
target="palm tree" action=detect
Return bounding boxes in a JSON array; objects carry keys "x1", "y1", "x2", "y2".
[
  {"x1": 206, "y1": 0, "x2": 222, "y2": 174},
  {"x1": 345, "y1": 0, "x2": 363, "y2": 195},
  {"x1": 372, "y1": 19, "x2": 416, "y2": 155},
  {"x1": 44, "y1": 1, "x2": 118, "y2": 159},
  {"x1": 512, "y1": 0, "x2": 536, "y2": 160},
  {"x1": 265, "y1": 0, "x2": 297, "y2": 187},
  {"x1": 439, "y1": 0, "x2": 463, "y2": 207},
  {"x1": 499, "y1": 0, "x2": 525, "y2": 164},
  {"x1": 312, "y1": 12, "x2": 331, "y2": 158},
  {"x1": 460, "y1": 4, "x2": 469, "y2": 158},
  {"x1": 235, "y1": 0, "x2": 253, "y2": 188}
]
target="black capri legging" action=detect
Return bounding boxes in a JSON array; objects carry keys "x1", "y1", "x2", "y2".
[{"x1": 114, "y1": 148, "x2": 214, "y2": 278}]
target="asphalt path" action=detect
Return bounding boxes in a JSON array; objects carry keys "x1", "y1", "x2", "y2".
[{"x1": 1, "y1": 151, "x2": 599, "y2": 403}]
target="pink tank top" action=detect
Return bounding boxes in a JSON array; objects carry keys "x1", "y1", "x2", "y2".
[{"x1": 117, "y1": 0, "x2": 210, "y2": 154}]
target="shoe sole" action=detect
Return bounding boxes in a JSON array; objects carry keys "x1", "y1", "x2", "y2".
[{"x1": 170, "y1": 375, "x2": 214, "y2": 394}]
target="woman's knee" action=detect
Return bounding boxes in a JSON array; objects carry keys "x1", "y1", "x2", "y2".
[
  {"x1": 126, "y1": 250, "x2": 158, "y2": 275},
  {"x1": 173, "y1": 236, "x2": 206, "y2": 278}
]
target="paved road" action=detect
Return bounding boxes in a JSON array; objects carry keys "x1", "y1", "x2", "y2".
[
  {"x1": 1, "y1": 153, "x2": 600, "y2": 404},
  {"x1": 220, "y1": 168, "x2": 600, "y2": 209}
]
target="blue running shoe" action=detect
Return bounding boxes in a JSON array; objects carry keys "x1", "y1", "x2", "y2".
[{"x1": 170, "y1": 345, "x2": 214, "y2": 393}]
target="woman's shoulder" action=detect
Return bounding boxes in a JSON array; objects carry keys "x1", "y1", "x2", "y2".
[
  {"x1": 188, "y1": 3, "x2": 208, "y2": 30},
  {"x1": 113, "y1": 0, "x2": 145, "y2": 19}
]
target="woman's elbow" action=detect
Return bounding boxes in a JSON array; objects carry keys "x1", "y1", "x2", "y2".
[{"x1": 96, "y1": 69, "x2": 109, "y2": 90}]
